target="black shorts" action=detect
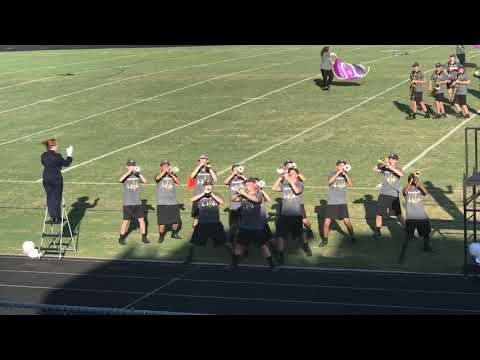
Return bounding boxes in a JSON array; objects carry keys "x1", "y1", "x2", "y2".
[
  {"x1": 300, "y1": 204, "x2": 307, "y2": 219},
  {"x1": 405, "y1": 219, "x2": 431, "y2": 239},
  {"x1": 190, "y1": 222, "x2": 226, "y2": 247},
  {"x1": 325, "y1": 204, "x2": 349, "y2": 220},
  {"x1": 229, "y1": 208, "x2": 241, "y2": 228},
  {"x1": 446, "y1": 80, "x2": 453, "y2": 89},
  {"x1": 454, "y1": 94, "x2": 467, "y2": 106},
  {"x1": 157, "y1": 205, "x2": 180, "y2": 225},
  {"x1": 412, "y1": 92, "x2": 423, "y2": 103},
  {"x1": 434, "y1": 93, "x2": 446, "y2": 102},
  {"x1": 376, "y1": 195, "x2": 402, "y2": 217},
  {"x1": 237, "y1": 228, "x2": 268, "y2": 248},
  {"x1": 275, "y1": 215, "x2": 303, "y2": 239},
  {"x1": 123, "y1": 205, "x2": 144, "y2": 220},
  {"x1": 191, "y1": 202, "x2": 199, "y2": 218}
]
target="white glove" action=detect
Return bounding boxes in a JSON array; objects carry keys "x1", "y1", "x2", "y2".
[{"x1": 66, "y1": 145, "x2": 73, "y2": 157}]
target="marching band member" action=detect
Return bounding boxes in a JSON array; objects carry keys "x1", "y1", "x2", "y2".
[
  {"x1": 224, "y1": 163, "x2": 248, "y2": 245},
  {"x1": 118, "y1": 160, "x2": 148, "y2": 245},
  {"x1": 373, "y1": 153, "x2": 406, "y2": 238},
  {"x1": 320, "y1": 46, "x2": 334, "y2": 91},
  {"x1": 155, "y1": 160, "x2": 181, "y2": 243},
  {"x1": 41, "y1": 138, "x2": 73, "y2": 224},
  {"x1": 444, "y1": 54, "x2": 460, "y2": 101},
  {"x1": 255, "y1": 178, "x2": 274, "y2": 242},
  {"x1": 189, "y1": 154, "x2": 218, "y2": 228},
  {"x1": 452, "y1": 66, "x2": 471, "y2": 119},
  {"x1": 321, "y1": 160, "x2": 355, "y2": 247},
  {"x1": 428, "y1": 63, "x2": 448, "y2": 118},
  {"x1": 183, "y1": 179, "x2": 231, "y2": 264},
  {"x1": 229, "y1": 178, "x2": 276, "y2": 270},
  {"x1": 272, "y1": 168, "x2": 312, "y2": 265},
  {"x1": 406, "y1": 62, "x2": 431, "y2": 120},
  {"x1": 399, "y1": 171, "x2": 432, "y2": 263}
]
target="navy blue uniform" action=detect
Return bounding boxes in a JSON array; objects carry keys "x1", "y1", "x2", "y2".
[{"x1": 41, "y1": 150, "x2": 72, "y2": 219}]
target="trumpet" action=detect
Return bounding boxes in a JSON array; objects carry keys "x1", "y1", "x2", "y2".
[
  {"x1": 169, "y1": 166, "x2": 179, "y2": 174},
  {"x1": 409, "y1": 72, "x2": 417, "y2": 98},
  {"x1": 256, "y1": 180, "x2": 266, "y2": 189},
  {"x1": 234, "y1": 183, "x2": 247, "y2": 195},
  {"x1": 377, "y1": 157, "x2": 389, "y2": 169},
  {"x1": 133, "y1": 166, "x2": 141, "y2": 174},
  {"x1": 289, "y1": 162, "x2": 298, "y2": 169},
  {"x1": 412, "y1": 169, "x2": 421, "y2": 178},
  {"x1": 237, "y1": 166, "x2": 244, "y2": 174},
  {"x1": 449, "y1": 74, "x2": 463, "y2": 102},
  {"x1": 276, "y1": 167, "x2": 286, "y2": 175},
  {"x1": 344, "y1": 164, "x2": 352, "y2": 172}
]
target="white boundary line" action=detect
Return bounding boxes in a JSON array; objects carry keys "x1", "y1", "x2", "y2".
[
  {"x1": 0, "y1": 255, "x2": 464, "y2": 277},
  {"x1": 123, "y1": 276, "x2": 184, "y2": 309},
  {"x1": 0, "y1": 56, "x2": 315, "y2": 148},
  {"x1": 45, "y1": 46, "x2": 437, "y2": 179},
  {"x1": 0, "y1": 269, "x2": 475, "y2": 296},
  {"x1": 0, "y1": 48, "x2": 304, "y2": 116}
]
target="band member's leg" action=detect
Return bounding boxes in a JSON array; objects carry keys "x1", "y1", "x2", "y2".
[
  {"x1": 138, "y1": 217, "x2": 149, "y2": 243},
  {"x1": 398, "y1": 214, "x2": 406, "y2": 228},
  {"x1": 374, "y1": 215, "x2": 382, "y2": 236},
  {"x1": 119, "y1": 220, "x2": 130, "y2": 244},
  {"x1": 462, "y1": 104, "x2": 470, "y2": 117},
  {"x1": 321, "y1": 69, "x2": 329, "y2": 89},
  {"x1": 343, "y1": 218, "x2": 355, "y2": 240},
  {"x1": 261, "y1": 244, "x2": 275, "y2": 269},
  {"x1": 322, "y1": 217, "x2": 332, "y2": 246},
  {"x1": 184, "y1": 243, "x2": 195, "y2": 264},
  {"x1": 158, "y1": 224, "x2": 166, "y2": 243},
  {"x1": 399, "y1": 233, "x2": 410, "y2": 263},
  {"x1": 327, "y1": 70, "x2": 334, "y2": 87}
]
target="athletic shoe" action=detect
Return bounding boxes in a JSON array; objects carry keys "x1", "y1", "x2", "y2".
[
  {"x1": 158, "y1": 234, "x2": 165, "y2": 244},
  {"x1": 171, "y1": 231, "x2": 181, "y2": 239},
  {"x1": 142, "y1": 235, "x2": 150, "y2": 244},
  {"x1": 319, "y1": 240, "x2": 328, "y2": 247},
  {"x1": 406, "y1": 114, "x2": 416, "y2": 120},
  {"x1": 424, "y1": 113, "x2": 430, "y2": 118},
  {"x1": 118, "y1": 236, "x2": 126, "y2": 245},
  {"x1": 456, "y1": 112, "x2": 463, "y2": 118},
  {"x1": 442, "y1": 113, "x2": 447, "y2": 118},
  {"x1": 464, "y1": 113, "x2": 470, "y2": 119},
  {"x1": 303, "y1": 243, "x2": 313, "y2": 256}
]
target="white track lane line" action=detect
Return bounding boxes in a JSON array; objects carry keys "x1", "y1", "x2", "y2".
[
  {"x1": 216, "y1": 49, "x2": 478, "y2": 175},
  {"x1": 1, "y1": 56, "x2": 315, "y2": 148},
  {"x1": 47, "y1": 46, "x2": 437, "y2": 179}
]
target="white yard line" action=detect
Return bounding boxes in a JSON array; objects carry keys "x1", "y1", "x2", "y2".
[
  {"x1": 42, "y1": 46, "x2": 437, "y2": 180},
  {"x1": 0, "y1": 48, "x2": 304, "y2": 116},
  {"x1": 0, "y1": 56, "x2": 315, "y2": 148}
]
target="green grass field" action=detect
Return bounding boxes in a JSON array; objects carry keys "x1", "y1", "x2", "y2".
[{"x1": 1, "y1": 45, "x2": 479, "y2": 273}]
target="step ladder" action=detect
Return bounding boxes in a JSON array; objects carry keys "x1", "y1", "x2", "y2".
[{"x1": 40, "y1": 198, "x2": 76, "y2": 260}]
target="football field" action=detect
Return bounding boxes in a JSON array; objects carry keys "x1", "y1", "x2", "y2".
[{"x1": 1, "y1": 45, "x2": 479, "y2": 274}]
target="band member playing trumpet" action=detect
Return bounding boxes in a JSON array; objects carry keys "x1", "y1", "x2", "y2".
[
  {"x1": 406, "y1": 62, "x2": 431, "y2": 120},
  {"x1": 190, "y1": 154, "x2": 218, "y2": 228},
  {"x1": 429, "y1": 63, "x2": 448, "y2": 118},
  {"x1": 155, "y1": 160, "x2": 181, "y2": 243},
  {"x1": 184, "y1": 179, "x2": 231, "y2": 264},
  {"x1": 118, "y1": 160, "x2": 148, "y2": 245},
  {"x1": 255, "y1": 178, "x2": 274, "y2": 242},
  {"x1": 373, "y1": 153, "x2": 406, "y2": 238},
  {"x1": 399, "y1": 171, "x2": 432, "y2": 263},
  {"x1": 224, "y1": 163, "x2": 248, "y2": 244},
  {"x1": 272, "y1": 168, "x2": 313, "y2": 265},
  {"x1": 229, "y1": 178, "x2": 276, "y2": 270},
  {"x1": 321, "y1": 160, "x2": 355, "y2": 247},
  {"x1": 452, "y1": 66, "x2": 471, "y2": 119},
  {"x1": 320, "y1": 46, "x2": 334, "y2": 91},
  {"x1": 444, "y1": 54, "x2": 460, "y2": 101}
]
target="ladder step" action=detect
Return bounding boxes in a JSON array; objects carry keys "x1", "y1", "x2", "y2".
[{"x1": 42, "y1": 233, "x2": 61, "y2": 238}]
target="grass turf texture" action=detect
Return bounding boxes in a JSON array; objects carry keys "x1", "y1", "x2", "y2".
[{"x1": 0, "y1": 45, "x2": 479, "y2": 273}]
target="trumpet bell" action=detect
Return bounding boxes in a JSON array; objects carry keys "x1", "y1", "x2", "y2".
[
  {"x1": 171, "y1": 167, "x2": 179, "y2": 173},
  {"x1": 276, "y1": 168, "x2": 285, "y2": 175},
  {"x1": 237, "y1": 166, "x2": 244, "y2": 173},
  {"x1": 344, "y1": 164, "x2": 352, "y2": 172},
  {"x1": 290, "y1": 162, "x2": 297, "y2": 169},
  {"x1": 257, "y1": 180, "x2": 266, "y2": 188}
]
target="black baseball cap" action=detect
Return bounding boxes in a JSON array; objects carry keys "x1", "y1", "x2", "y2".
[
  {"x1": 245, "y1": 177, "x2": 256, "y2": 183},
  {"x1": 336, "y1": 159, "x2": 347, "y2": 165},
  {"x1": 126, "y1": 160, "x2": 136, "y2": 166},
  {"x1": 388, "y1": 153, "x2": 399, "y2": 160},
  {"x1": 231, "y1": 163, "x2": 240, "y2": 170},
  {"x1": 412, "y1": 62, "x2": 419, "y2": 67},
  {"x1": 283, "y1": 160, "x2": 293, "y2": 166},
  {"x1": 199, "y1": 154, "x2": 208, "y2": 160},
  {"x1": 435, "y1": 63, "x2": 442, "y2": 67}
]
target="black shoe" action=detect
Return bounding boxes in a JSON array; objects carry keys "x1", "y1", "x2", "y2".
[
  {"x1": 406, "y1": 113, "x2": 416, "y2": 120},
  {"x1": 183, "y1": 255, "x2": 193, "y2": 265},
  {"x1": 171, "y1": 231, "x2": 181, "y2": 239},
  {"x1": 456, "y1": 112, "x2": 463, "y2": 118},
  {"x1": 319, "y1": 240, "x2": 328, "y2": 247},
  {"x1": 442, "y1": 113, "x2": 447, "y2": 118},
  {"x1": 464, "y1": 113, "x2": 470, "y2": 119},
  {"x1": 118, "y1": 236, "x2": 126, "y2": 245},
  {"x1": 142, "y1": 235, "x2": 150, "y2": 244},
  {"x1": 303, "y1": 243, "x2": 313, "y2": 257},
  {"x1": 158, "y1": 234, "x2": 165, "y2": 243},
  {"x1": 432, "y1": 113, "x2": 441, "y2": 119},
  {"x1": 46, "y1": 218, "x2": 61, "y2": 225},
  {"x1": 424, "y1": 113, "x2": 430, "y2": 118}
]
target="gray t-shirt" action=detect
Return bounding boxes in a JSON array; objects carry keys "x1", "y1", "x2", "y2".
[
  {"x1": 228, "y1": 176, "x2": 244, "y2": 210},
  {"x1": 446, "y1": 61, "x2": 459, "y2": 79},
  {"x1": 413, "y1": 71, "x2": 424, "y2": 93},
  {"x1": 239, "y1": 192, "x2": 263, "y2": 230},
  {"x1": 198, "y1": 195, "x2": 220, "y2": 224},
  {"x1": 431, "y1": 72, "x2": 446, "y2": 94},
  {"x1": 327, "y1": 172, "x2": 348, "y2": 205},
  {"x1": 156, "y1": 175, "x2": 177, "y2": 206},
  {"x1": 281, "y1": 180, "x2": 304, "y2": 216},
  {"x1": 456, "y1": 73, "x2": 469, "y2": 95},
  {"x1": 123, "y1": 175, "x2": 141, "y2": 206},
  {"x1": 404, "y1": 186, "x2": 427, "y2": 220},
  {"x1": 379, "y1": 168, "x2": 401, "y2": 198},
  {"x1": 456, "y1": 45, "x2": 465, "y2": 55},
  {"x1": 193, "y1": 167, "x2": 212, "y2": 196},
  {"x1": 320, "y1": 50, "x2": 332, "y2": 71}
]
